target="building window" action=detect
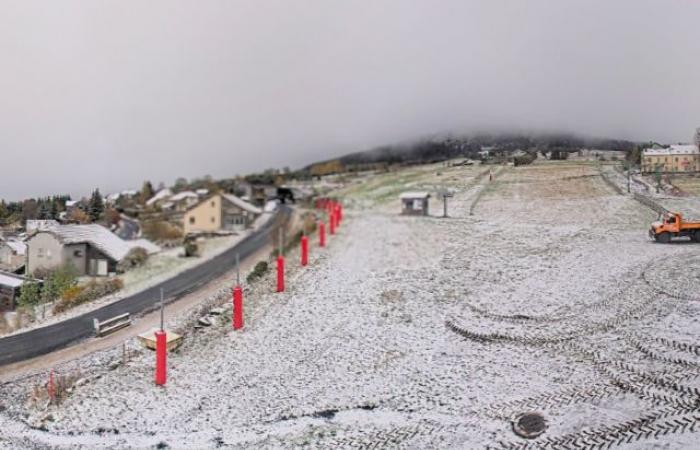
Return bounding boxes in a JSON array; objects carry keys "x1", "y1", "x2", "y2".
[
  {"x1": 211, "y1": 217, "x2": 215, "y2": 223},
  {"x1": 189, "y1": 217, "x2": 195, "y2": 225},
  {"x1": 211, "y1": 201, "x2": 215, "y2": 207},
  {"x1": 74, "y1": 250, "x2": 83, "y2": 257}
]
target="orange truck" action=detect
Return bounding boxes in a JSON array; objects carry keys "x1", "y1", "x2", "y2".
[{"x1": 649, "y1": 212, "x2": 700, "y2": 243}]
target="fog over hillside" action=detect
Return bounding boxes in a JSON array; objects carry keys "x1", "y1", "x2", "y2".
[{"x1": 1, "y1": 1, "x2": 699, "y2": 200}]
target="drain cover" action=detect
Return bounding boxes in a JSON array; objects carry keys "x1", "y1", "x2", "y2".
[{"x1": 513, "y1": 412, "x2": 547, "y2": 439}]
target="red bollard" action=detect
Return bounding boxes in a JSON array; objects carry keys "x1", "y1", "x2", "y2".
[
  {"x1": 329, "y1": 211, "x2": 336, "y2": 235},
  {"x1": 334, "y1": 205, "x2": 341, "y2": 227},
  {"x1": 48, "y1": 369, "x2": 55, "y2": 403},
  {"x1": 276, "y1": 255, "x2": 285, "y2": 292},
  {"x1": 319, "y1": 221, "x2": 326, "y2": 247},
  {"x1": 155, "y1": 329, "x2": 167, "y2": 386},
  {"x1": 301, "y1": 235, "x2": 308, "y2": 266},
  {"x1": 233, "y1": 285, "x2": 243, "y2": 330}
]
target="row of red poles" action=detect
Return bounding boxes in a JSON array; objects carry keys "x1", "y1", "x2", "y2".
[{"x1": 153, "y1": 199, "x2": 343, "y2": 386}]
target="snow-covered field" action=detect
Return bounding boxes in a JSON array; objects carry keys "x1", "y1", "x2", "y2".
[{"x1": 1, "y1": 161, "x2": 699, "y2": 449}]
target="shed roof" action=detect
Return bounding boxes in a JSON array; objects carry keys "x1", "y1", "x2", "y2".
[
  {"x1": 170, "y1": 191, "x2": 199, "y2": 202},
  {"x1": 221, "y1": 194, "x2": 263, "y2": 214},
  {"x1": 3, "y1": 240, "x2": 26, "y2": 255},
  {"x1": 146, "y1": 188, "x2": 173, "y2": 206},
  {"x1": 0, "y1": 272, "x2": 25, "y2": 288},
  {"x1": 36, "y1": 224, "x2": 135, "y2": 262},
  {"x1": 399, "y1": 192, "x2": 430, "y2": 200}
]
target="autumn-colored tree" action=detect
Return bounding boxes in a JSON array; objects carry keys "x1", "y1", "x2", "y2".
[{"x1": 67, "y1": 208, "x2": 90, "y2": 224}]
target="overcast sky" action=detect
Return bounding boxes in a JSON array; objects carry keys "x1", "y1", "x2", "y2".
[{"x1": 1, "y1": 0, "x2": 699, "y2": 201}]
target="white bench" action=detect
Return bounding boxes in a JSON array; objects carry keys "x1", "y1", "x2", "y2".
[{"x1": 94, "y1": 313, "x2": 131, "y2": 337}]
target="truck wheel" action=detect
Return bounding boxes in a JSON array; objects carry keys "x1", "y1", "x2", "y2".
[{"x1": 656, "y1": 232, "x2": 671, "y2": 244}]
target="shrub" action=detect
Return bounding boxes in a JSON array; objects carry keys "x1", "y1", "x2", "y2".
[
  {"x1": 246, "y1": 261, "x2": 268, "y2": 284},
  {"x1": 142, "y1": 220, "x2": 183, "y2": 242},
  {"x1": 184, "y1": 240, "x2": 199, "y2": 257},
  {"x1": 41, "y1": 265, "x2": 78, "y2": 302},
  {"x1": 117, "y1": 247, "x2": 149, "y2": 271},
  {"x1": 53, "y1": 278, "x2": 123, "y2": 314},
  {"x1": 17, "y1": 281, "x2": 41, "y2": 308}
]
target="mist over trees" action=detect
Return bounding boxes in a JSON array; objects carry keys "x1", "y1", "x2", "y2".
[{"x1": 305, "y1": 132, "x2": 638, "y2": 171}]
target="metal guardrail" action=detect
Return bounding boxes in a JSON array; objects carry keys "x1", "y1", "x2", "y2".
[
  {"x1": 93, "y1": 313, "x2": 131, "y2": 337},
  {"x1": 632, "y1": 193, "x2": 668, "y2": 214}
]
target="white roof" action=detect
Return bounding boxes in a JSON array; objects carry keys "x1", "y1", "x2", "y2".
[
  {"x1": 399, "y1": 191, "x2": 430, "y2": 200},
  {"x1": 36, "y1": 224, "x2": 134, "y2": 262},
  {"x1": 0, "y1": 272, "x2": 25, "y2": 288},
  {"x1": 3, "y1": 240, "x2": 26, "y2": 255},
  {"x1": 65, "y1": 200, "x2": 80, "y2": 207},
  {"x1": 26, "y1": 220, "x2": 60, "y2": 232},
  {"x1": 196, "y1": 189, "x2": 209, "y2": 196},
  {"x1": 643, "y1": 144, "x2": 699, "y2": 156},
  {"x1": 127, "y1": 239, "x2": 161, "y2": 255},
  {"x1": 146, "y1": 188, "x2": 173, "y2": 206},
  {"x1": 170, "y1": 191, "x2": 199, "y2": 202},
  {"x1": 221, "y1": 193, "x2": 263, "y2": 215}
]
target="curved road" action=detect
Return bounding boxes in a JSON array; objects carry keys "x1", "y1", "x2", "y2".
[{"x1": 0, "y1": 206, "x2": 291, "y2": 367}]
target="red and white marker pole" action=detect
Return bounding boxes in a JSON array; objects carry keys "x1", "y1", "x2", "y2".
[
  {"x1": 319, "y1": 220, "x2": 326, "y2": 247},
  {"x1": 48, "y1": 369, "x2": 55, "y2": 403},
  {"x1": 233, "y1": 253, "x2": 243, "y2": 330},
  {"x1": 301, "y1": 234, "x2": 308, "y2": 266},
  {"x1": 276, "y1": 229, "x2": 285, "y2": 292},
  {"x1": 155, "y1": 288, "x2": 167, "y2": 386}
]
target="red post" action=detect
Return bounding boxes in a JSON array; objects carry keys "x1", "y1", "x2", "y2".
[
  {"x1": 329, "y1": 211, "x2": 336, "y2": 235},
  {"x1": 276, "y1": 255, "x2": 285, "y2": 292},
  {"x1": 233, "y1": 285, "x2": 243, "y2": 330},
  {"x1": 319, "y1": 221, "x2": 326, "y2": 247},
  {"x1": 155, "y1": 329, "x2": 167, "y2": 386},
  {"x1": 301, "y1": 235, "x2": 308, "y2": 266},
  {"x1": 48, "y1": 369, "x2": 55, "y2": 403},
  {"x1": 334, "y1": 205, "x2": 341, "y2": 227}
]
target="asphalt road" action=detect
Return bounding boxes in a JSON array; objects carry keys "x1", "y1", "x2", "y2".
[{"x1": 0, "y1": 206, "x2": 291, "y2": 367}]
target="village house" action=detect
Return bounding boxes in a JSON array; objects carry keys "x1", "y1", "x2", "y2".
[
  {"x1": 183, "y1": 194, "x2": 262, "y2": 235},
  {"x1": 399, "y1": 192, "x2": 431, "y2": 216},
  {"x1": 26, "y1": 224, "x2": 158, "y2": 277},
  {"x1": 642, "y1": 144, "x2": 700, "y2": 173},
  {"x1": 145, "y1": 188, "x2": 173, "y2": 208},
  {"x1": 0, "y1": 239, "x2": 27, "y2": 273},
  {"x1": 250, "y1": 185, "x2": 278, "y2": 207},
  {"x1": 0, "y1": 271, "x2": 38, "y2": 312}
]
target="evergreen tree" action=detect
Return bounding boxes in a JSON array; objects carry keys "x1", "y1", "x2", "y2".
[
  {"x1": 140, "y1": 180, "x2": 155, "y2": 204},
  {"x1": 37, "y1": 201, "x2": 51, "y2": 220},
  {"x1": 88, "y1": 189, "x2": 105, "y2": 222}
]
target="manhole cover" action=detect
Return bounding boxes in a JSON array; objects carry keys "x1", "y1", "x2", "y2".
[{"x1": 512, "y1": 412, "x2": 547, "y2": 439}]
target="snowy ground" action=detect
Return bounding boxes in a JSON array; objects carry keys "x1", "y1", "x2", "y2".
[{"x1": 1, "y1": 161, "x2": 699, "y2": 449}]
